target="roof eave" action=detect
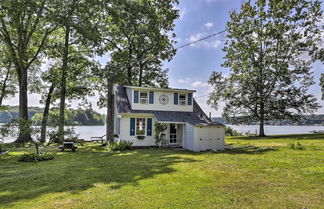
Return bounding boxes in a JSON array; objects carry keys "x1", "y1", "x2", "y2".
[{"x1": 123, "y1": 85, "x2": 196, "y2": 93}]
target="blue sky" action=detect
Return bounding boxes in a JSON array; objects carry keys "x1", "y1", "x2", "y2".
[
  {"x1": 3, "y1": 0, "x2": 324, "y2": 117},
  {"x1": 165, "y1": 0, "x2": 324, "y2": 117}
]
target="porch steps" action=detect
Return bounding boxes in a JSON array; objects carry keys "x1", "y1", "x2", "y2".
[{"x1": 168, "y1": 145, "x2": 185, "y2": 151}]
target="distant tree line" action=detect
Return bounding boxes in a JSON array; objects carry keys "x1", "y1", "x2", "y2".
[
  {"x1": 0, "y1": 106, "x2": 104, "y2": 126},
  {"x1": 213, "y1": 115, "x2": 324, "y2": 126}
]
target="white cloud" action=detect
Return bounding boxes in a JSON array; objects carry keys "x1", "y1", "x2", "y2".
[
  {"x1": 191, "y1": 81, "x2": 209, "y2": 88},
  {"x1": 188, "y1": 33, "x2": 204, "y2": 43},
  {"x1": 177, "y1": 77, "x2": 190, "y2": 84},
  {"x1": 179, "y1": 7, "x2": 187, "y2": 20},
  {"x1": 204, "y1": 22, "x2": 214, "y2": 28},
  {"x1": 208, "y1": 39, "x2": 222, "y2": 48}
]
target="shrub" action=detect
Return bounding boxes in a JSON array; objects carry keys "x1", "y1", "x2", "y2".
[
  {"x1": 289, "y1": 142, "x2": 305, "y2": 150},
  {"x1": 19, "y1": 153, "x2": 56, "y2": 162},
  {"x1": 0, "y1": 143, "x2": 7, "y2": 153},
  {"x1": 109, "y1": 140, "x2": 133, "y2": 151},
  {"x1": 225, "y1": 126, "x2": 241, "y2": 136},
  {"x1": 136, "y1": 135, "x2": 145, "y2": 140}
]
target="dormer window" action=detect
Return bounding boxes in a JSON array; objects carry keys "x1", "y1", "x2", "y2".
[
  {"x1": 140, "y1": 92, "x2": 148, "y2": 104},
  {"x1": 179, "y1": 94, "x2": 186, "y2": 105}
]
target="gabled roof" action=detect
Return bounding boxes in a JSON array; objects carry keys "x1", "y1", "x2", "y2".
[
  {"x1": 115, "y1": 84, "x2": 224, "y2": 126},
  {"x1": 123, "y1": 85, "x2": 196, "y2": 93}
]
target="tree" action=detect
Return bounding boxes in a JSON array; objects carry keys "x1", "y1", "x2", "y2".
[
  {"x1": 208, "y1": 0, "x2": 322, "y2": 136},
  {"x1": 0, "y1": 45, "x2": 16, "y2": 107},
  {"x1": 103, "y1": 0, "x2": 178, "y2": 87},
  {"x1": 49, "y1": 0, "x2": 102, "y2": 143},
  {"x1": 0, "y1": 0, "x2": 56, "y2": 142},
  {"x1": 321, "y1": 74, "x2": 324, "y2": 99},
  {"x1": 312, "y1": 25, "x2": 324, "y2": 98},
  {"x1": 38, "y1": 46, "x2": 96, "y2": 142}
]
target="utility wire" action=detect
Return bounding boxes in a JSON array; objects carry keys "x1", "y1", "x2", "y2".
[{"x1": 175, "y1": 30, "x2": 226, "y2": 50}]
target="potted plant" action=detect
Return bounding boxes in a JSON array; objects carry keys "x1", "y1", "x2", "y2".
[{"x1": 136, "y1": 135, "x2": 145, "y2": 140}]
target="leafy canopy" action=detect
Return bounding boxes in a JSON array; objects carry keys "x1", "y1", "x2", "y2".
[{"x1": 208, "y1": 0, "x2": 322, "y2": 127}]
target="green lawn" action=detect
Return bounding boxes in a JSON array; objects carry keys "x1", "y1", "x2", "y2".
[{"x1": 1, "y1": 134, "x2": 323, "y2": 209}]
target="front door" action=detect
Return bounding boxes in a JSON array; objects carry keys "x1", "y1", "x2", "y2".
[{"x1": 170, "y1": 123, "x2": 177, "y2": 144}]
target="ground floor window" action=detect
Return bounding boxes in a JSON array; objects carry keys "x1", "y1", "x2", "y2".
[
  {"x1": 136, "y1": 118, "x2": 146, "y2": 135},
  {"x1": 115, "y1": 117, "x2": 120, "y2": 135}
]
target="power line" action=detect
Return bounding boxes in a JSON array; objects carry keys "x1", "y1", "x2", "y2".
[{"x1": 175, "y1": 30, "x2": 226, "y2": 50}]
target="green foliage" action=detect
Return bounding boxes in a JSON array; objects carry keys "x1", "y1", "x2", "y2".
[
  {"x1": 208, "y1": 0, "x2": 322, "y2": 136},
  {"x1": 19, "y1": 153, "x2": 55, "y2": 162},
  {"x1": 99, "y1": 0, "x2": 178, "y2": 87},
  {"x1": 108, "y1": 140, "x2": 133, "y2": 151},
  {"x1": 30, "y1": 108, "x2": 105, "y2": 126},
  {"x1": 154, "y1": 123, "x2": 168, "y2": 146},
  {"x1": 136, "y1": 135, "x2": 145, "y2": 140},
  {"x1": 0, "y1": 143, "x2": 7, "y2": 153},
  {"x1": 321, "y1": 73, "x2": 324, "y2": 100},
  {"x1": 289, "y1": 142, "x2": 305, "y2": 150},
  {"x1": 225, "y1": 126, "x2": 241, "y2": 136},
  {"x1": 0, "y1": 47, "x2": 16, "y2": 107}
]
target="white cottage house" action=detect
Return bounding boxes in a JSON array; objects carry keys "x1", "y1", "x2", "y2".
[{"x1": 114, "y1": 84, "x2": 225, "y2": 152}]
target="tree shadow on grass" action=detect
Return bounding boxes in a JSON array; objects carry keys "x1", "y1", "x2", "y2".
[
  {"x1": 0, "y1": 148, "x2": 198, "y2": 206},
  {"x1": 231, "y1": 133, "x2": 324, "y2": 141},
  {"x1": 216, "y1": 145, "x2": 277, "y2": 155}
]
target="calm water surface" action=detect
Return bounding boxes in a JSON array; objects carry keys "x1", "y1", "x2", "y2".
[
  {"x1": 229, "y1": 125, "x2": 324, "y2": 135},
  {"x1": 2, "y1": 125, "x2": 324, "y2": 143}
]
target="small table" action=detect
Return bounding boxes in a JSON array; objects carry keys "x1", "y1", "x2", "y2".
[{"x1": 59, "y1": 142, "x2": 78, "y2": 152}]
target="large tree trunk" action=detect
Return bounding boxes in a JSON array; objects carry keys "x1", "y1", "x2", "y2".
[
  {"x1": 259, "y1": 102, "x2": 265, "y2": 137},
  {"x1": 40, "y1": 83, "x2": 55, "y2": 142},
  {"x1": 0, "y1": 63, "x2": 11, "y2": 106},
  {"x1": 138, "y1": 61, "x2": 143, "y2": 87},
  {"x1": 16, "y1": 68, "x2": 32, "y2": 143},
  {"x1": 58, "y1": 24, "x2": 70, "y2": 143},
  {"x1": 106, "y1": 79, "x2": 114, "y2": 144},
  {"x1": 127, "y1": 66, "x2": 132, "y2": 85}
]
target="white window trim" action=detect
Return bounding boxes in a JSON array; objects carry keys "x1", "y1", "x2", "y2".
[
  {"x1": 135, "y1": 118, "x2": 146, "y2": 136},
  {"x1": 139, "y1": 91, "x2": 148, "y2": 104},
  {"x1": 179, "y1": 94, "x2": 187, "y2": 105}
]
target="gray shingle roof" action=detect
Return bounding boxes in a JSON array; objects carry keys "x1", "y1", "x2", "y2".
[{"x1": 115, "y1": 84, "x2": 224, "y2": 126}]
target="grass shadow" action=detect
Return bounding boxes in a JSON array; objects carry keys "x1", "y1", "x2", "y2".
[
  {"x1": 231, "y1": 133, "x2": 324, "y2": 141},
  {"x1": 0, "y1": 147, "x2": 198, "y2": 206},
  {"x1": 217, "y1": 145, "x2": 277, "y2": 155}
]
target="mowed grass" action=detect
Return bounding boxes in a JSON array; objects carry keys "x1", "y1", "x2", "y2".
[{"x1": 0, "y1": 134, "x2": 323, "y2": 209}]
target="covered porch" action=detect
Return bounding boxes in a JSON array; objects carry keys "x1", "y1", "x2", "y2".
[{"x1": 159, "y1": 122, "x2": 186, "y2": 148}]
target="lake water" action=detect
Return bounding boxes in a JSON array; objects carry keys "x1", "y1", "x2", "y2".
[
  {"x1": 229, "y1": 125, "x2": 324, "y2": 135},
  {"x1": 2, "y1": 125, "x2": 324, "y2": 143}
]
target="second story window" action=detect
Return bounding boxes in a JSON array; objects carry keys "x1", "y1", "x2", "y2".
[
  {"x1": 179, "y1": 94, "x2": 186, "y2": 105},
  {"x1": 140, "y1": 92, "x2": 148, "y2": 104}
]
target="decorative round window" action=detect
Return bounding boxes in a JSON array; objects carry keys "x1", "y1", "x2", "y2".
[{"x1": 159, "y1": 94, "x2": 169, "y2": 105}]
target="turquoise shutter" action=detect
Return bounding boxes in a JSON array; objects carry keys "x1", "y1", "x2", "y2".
[
  {"x1": 130, "y1": 118, "x2": 135, "y2": 136},
  {"x1": 134, "y1": 91, "x2": 139, "y2": 103},
  {"x1": 147, "y1": 118, "x2": 152, "y2": 136},
  {"x1": 188, "y1": 93, "x2": 192, "y2": 105},
  {"x1": 149, "y1": 91, "x2": 154, "y2": 104},
  {"x1": 174, "y1": 93, "x2": 178, "y2": 105}
]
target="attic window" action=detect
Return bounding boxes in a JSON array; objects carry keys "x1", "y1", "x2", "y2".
[
  {"x1": 179, "y1": 94, "x2": 186, "y2": 105},
  {"x1": 140, "y1": 92, "x2": 148, "y2": 104}
]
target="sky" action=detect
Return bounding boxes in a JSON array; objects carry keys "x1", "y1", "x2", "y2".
[{"x1": 3, "y1": 0, "x2": 324, "y2": 117}]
